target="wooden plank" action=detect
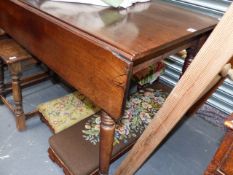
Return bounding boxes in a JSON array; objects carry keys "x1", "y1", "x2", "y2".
[
  {"x1": 115, "y1": 3, "x2": 233, "y2": 175},
  {"x1": 0, "y1": 0, "x2": 132, "y2": 119},
  {"x1": 187, "y1": 77, "x2": 225, "y2": 116}
]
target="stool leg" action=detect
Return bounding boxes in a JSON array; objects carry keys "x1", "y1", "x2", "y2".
[
  {"x1": 0, "y1": 59, "x2": 4, "y2": 104},
  {"x1": 99, "y1": 112, "x2": 116, "y2": 175},
  {"x1": 9, "y1": 62, "x2": 26, "y2": 131}
]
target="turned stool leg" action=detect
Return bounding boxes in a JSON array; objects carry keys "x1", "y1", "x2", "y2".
[
  {"x1": 99, "y1": 112, "x2": 116, "y2": 175},
  {"x1": 0, "y1": 59, "x2": 4, "y2": 103},
  {"x1": 9, "y1": 62, "x2": 26, "y2": 131}
]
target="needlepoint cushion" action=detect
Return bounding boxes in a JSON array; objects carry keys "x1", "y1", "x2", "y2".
[
  {"x1": 38, "y1": 91, "x2": 100, "y2": 133},
  {"x1": 82, "y1": 88, "x2": 168, "y2": 145},
  {"x1": 133, "y1": 61, "x2": 165, "y2": 86}
]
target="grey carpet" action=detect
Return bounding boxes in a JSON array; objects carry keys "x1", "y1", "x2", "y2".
[{"x1": 195, "y1": 103, "x2": 228, "y2": 128}]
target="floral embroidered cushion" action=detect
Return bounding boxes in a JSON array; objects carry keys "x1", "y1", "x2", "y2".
[
  {"x1": 133, "y1": 61, "x2": 165, "y2": 86},
  {"x1": 82, "y1": 88, "x2": 168, "y2": 145},
  {"x1": 38, "y1": 91, "x2": 100, "y2": 133},
  {"x1": 132, "y1": 49, "x2": 187, "y2": 87}
]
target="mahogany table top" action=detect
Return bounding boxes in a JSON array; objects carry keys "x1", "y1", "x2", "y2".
[
  {"x1": 20, "y1": 0, "x2": 217, "y2": 62},
  {"x1": 0, "y1": 0, "x2": 218, "y2": 118}
]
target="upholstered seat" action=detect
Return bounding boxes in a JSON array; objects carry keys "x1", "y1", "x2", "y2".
[
  {"x1": 38, "y1": 91, "x2": 100, "y2": 133},
  {"x1": 48, "y1": 84, "x2": 170, "y2": 175}
]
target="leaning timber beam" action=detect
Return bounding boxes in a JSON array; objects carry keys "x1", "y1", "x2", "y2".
[{"x1": 115, "y1": 3, "x2": 233, "y2": 175}]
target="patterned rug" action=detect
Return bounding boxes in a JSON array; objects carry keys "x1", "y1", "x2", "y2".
[{"x1": 82, "y1": 88, "x2": 168, "y2": 145}]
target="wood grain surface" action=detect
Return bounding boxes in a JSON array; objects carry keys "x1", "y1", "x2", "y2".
[
  {"x1": 0, "y1": 0, "x2": 132, "y2": 119},
  {"x1": 21, "y1": 0, "x2": 217, "y2": 63},
  {"x1": 205, "y1": 128, "x2": 233, "y2": 175},
  {"x1": 115, "y1": 3, "x2": 233, "y2": 175},
  {"x1": 0, "y1": 0, "x2": 217, "y2": 119}
]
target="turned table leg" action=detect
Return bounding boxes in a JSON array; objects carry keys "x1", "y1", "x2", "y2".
[
  {"x1": 0, "y1": 59, "x2": 4, "y2": 102},
  {"x1": 9, "y1": 62, "x2": 26, "y2": 131},
  {"x1": 99, "y1": 111, "x2": 116, "y2": 175},
  {"x1": 180, "y1": 47, "x2": 196, "y2": 77},
  {"x1": 180, "y1": 34, "x2": 209, "y2": 78}
]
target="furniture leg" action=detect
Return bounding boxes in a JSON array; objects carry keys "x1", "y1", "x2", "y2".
[
  {"x1": 99, "y1": 111, "x2": 116, "y2": 175},
  {"x1": 0, "y1": 59, "x2": 4, "y2": 103},
  {"x1": 50, "y1": 70, "x2": 59, "y2": 84},
  {"x1": 181, "y1": 47, "x2": 196, "y2": 76},
  {"x1": 181, "y1": 34, "x2": 209, "y2": 77},
  {"x1": 9, "y1": 62, "x2": 26, "y2": 131}
]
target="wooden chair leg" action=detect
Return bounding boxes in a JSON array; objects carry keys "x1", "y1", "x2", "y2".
[
  {"x1": 9, "y1": 62, "x2": 26, "y2": 131},
  {"x1": 99, "y1": 111, "x2": 116, "y2": 175},
  {"x1": 0, "y1": 59, "x2": 4, "y2": 104}
]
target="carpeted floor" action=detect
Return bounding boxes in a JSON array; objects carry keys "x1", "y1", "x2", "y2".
[{"x1": 195, "y1": 103, "x2": 228, "y2": 128}]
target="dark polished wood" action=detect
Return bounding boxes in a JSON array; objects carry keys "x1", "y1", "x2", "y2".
[
  {"x1": 9, "y1": 62, "x2": 26, "y2": 130},
  {"x1": 0, "y1": 38, "x2": 50, "y2": 130},
  {"x1": 205, "y1": 114, "x2": 233, "y2": 175},
  {"x1": 0, "y1": 0, "x2": 132, "y2": 119},
  {"x1": 0, "y1": 38, "x2": 31, "y2": 64},
  {"x1": 0, "y1": 0, "x2": 217, "y2": 119},
  {"x1": 0, "y1": 0, "x2": 218, "y2": 174},
  {"x1": 181, "y1": 47, "x2": 196, "y2": 76},
  {"x1": 99, "y1": 112, "x2": 116, "y2": 175},
  {"x1": 181, "y1": 33, "x2": 209, "y2": 76},
  {"x1": 48, "y1": 148, "x2": 76, "y2": 175},
  {"x1": 22, "y1": 0, "x2": 217, "y2": 64}
]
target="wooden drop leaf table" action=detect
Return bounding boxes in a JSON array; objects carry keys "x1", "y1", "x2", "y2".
[{"x1": 0, "y1": 0, "x2": 218, "y2": 174}]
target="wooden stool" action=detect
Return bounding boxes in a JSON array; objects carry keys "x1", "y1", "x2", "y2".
[
  {"x1": 38, "y1": 91, "x2": 100, "y2": 134},
  {"x1": 47, "y1": 84, "x2": 170, "y2": 175},
  {"x1": 48, "y1": 116, "x2": 133, "y2": 175},
  {"x1": 0, "y1": 38, "x2": 49, "y2": 131}
]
